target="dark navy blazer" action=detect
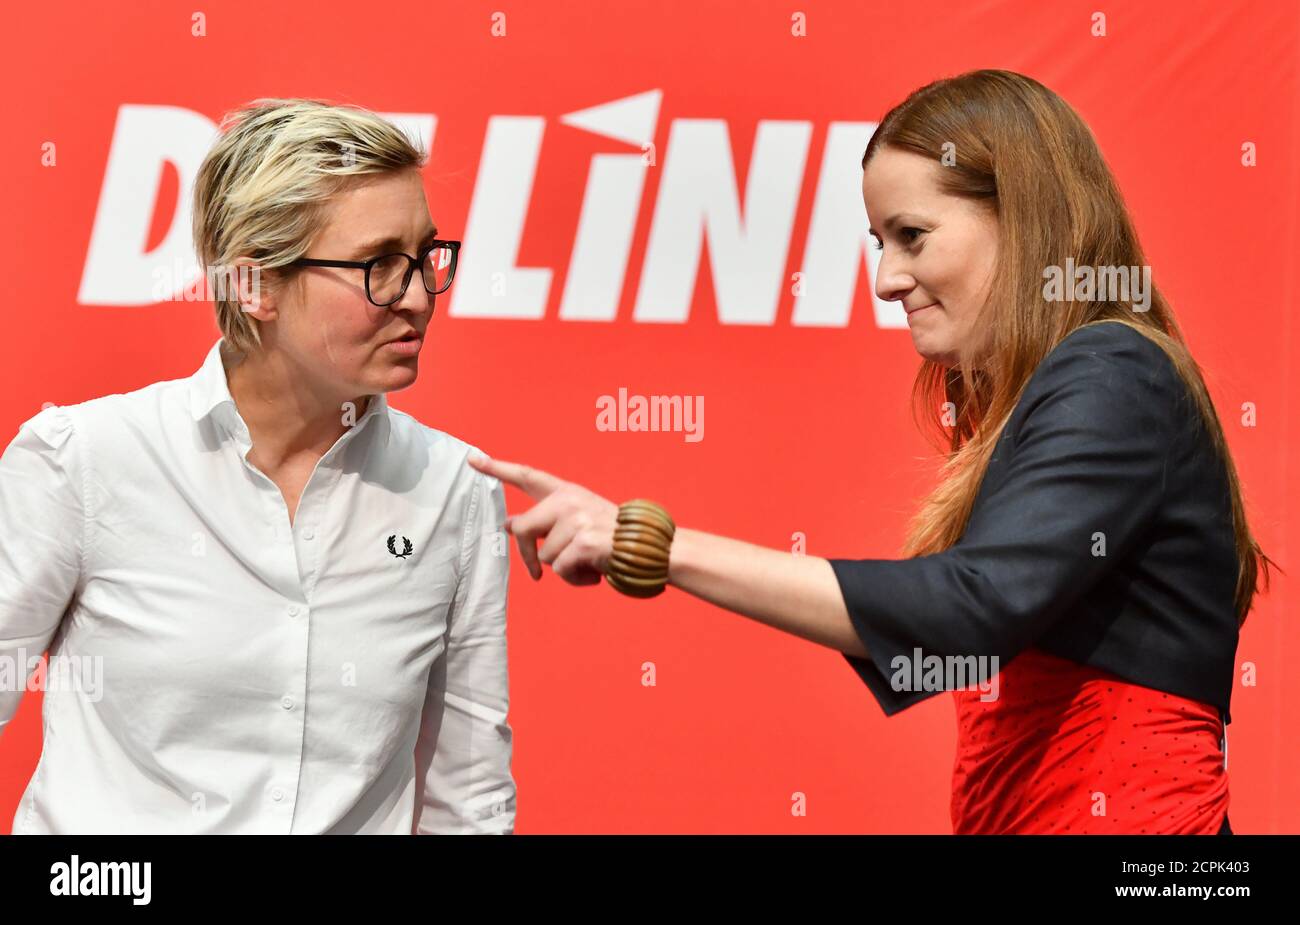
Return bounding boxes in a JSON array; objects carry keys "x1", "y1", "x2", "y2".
[{"x1": 829, "y1": 320, "x2": 1240, "y2": 724}]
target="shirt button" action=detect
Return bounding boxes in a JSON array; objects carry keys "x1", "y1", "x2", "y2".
[
  {"x1": 270, "y1": 787, "x2": 284, "y2": 802},
  {"x1": 287, "y1": 605, "x2": 299, "y2": 617},
  {"x1": 281, "y1": 696, "x2": 294, "y2": 710},
  {"x1": 303, "y1": 529, "x2": 315, "y2": 540}
]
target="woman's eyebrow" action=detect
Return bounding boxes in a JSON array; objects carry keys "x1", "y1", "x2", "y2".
[
  {"x1": 350, "y1": 227, "x2": 439, "y2": 257},
  {"x1": 868, "y1": 213, "x2": 922, "y2": 237}
]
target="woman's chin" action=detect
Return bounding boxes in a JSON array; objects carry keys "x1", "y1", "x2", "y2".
[
  {"x1": 910, "y1": 334, "x2": 957, "y2": 367},
  {"x1": 372, "y1": 360, "x2": 419, "y2": 389}
]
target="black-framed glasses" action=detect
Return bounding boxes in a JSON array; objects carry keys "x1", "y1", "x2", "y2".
[{"x1": 290, "y1": 239, "x2": 460, "y2": 307}]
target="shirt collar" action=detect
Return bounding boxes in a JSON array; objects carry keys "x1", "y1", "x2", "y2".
[{"x1": 188, "y1": 337, "x2": 390, "y2": 443}]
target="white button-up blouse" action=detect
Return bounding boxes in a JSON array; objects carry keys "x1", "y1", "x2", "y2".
[{"x1": 0, "y1": 338, "x2": 515, "y2": 833}]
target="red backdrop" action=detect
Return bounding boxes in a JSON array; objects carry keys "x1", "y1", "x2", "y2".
[{"x1": 2, "y1": 0, "x2": 1296, "y2": 833}]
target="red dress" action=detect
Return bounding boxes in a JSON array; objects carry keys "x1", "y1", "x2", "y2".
[{"x1": 950, "y1": 647, "x2": 1229, "y2": 834}]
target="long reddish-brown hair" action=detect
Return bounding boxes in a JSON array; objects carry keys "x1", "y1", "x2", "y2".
[{"x1": 863, "y1": 69, "x2": 1277, "y2": 626}]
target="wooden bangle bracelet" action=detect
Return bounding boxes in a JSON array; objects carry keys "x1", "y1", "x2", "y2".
[{"x1": 604, "y1": 499, "x2": 675, "y2": 597}]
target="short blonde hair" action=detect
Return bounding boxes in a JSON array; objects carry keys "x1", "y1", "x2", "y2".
[{"x1": 192, "y1": 98, "x2": 427, "y2": 355}]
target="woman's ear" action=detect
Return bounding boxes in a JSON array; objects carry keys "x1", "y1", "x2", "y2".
[{"x1": 228, "y1": 255, "x2": 280, "y2": 322}]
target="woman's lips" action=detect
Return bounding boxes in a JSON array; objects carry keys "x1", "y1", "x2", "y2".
[{"x1": 384, "y1": 335, "x2": 422, "y2": 355}]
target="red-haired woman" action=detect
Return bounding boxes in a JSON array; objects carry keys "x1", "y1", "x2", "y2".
[{"x1": 470, "y1": 70, "x2": 1274, "y2": 835}]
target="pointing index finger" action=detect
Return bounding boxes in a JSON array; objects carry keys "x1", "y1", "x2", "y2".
[{"x1": 468, "y1": 453, "x2": 563, "y2": 500}]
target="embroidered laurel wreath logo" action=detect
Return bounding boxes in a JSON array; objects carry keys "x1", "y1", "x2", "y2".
[{"x1": 387, "y1": 535, "x2": 414, "y2": 558}]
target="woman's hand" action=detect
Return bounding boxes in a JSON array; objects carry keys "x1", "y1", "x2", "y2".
[
  {"x1": 467, "y1": 452, "x2": 870, "y2": 658},
  {"x1": 467, "y1": 453, "x2": 619, "y2": 586}
]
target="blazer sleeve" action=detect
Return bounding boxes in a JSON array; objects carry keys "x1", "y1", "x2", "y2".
[{"x1": 828, "y1": 326, "x2": 1179, "y2": 716}]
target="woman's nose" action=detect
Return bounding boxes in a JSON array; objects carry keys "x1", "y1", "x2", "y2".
[
  {"x1": 393, "y1": 272, "x2": 435, "y2": 314},
  {"x1": 874, "y1": 250, "x2": 915, "y2": 304}
]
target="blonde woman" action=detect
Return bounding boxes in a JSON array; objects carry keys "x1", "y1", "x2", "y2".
[
  {"x1": 470, "y1": 70, "x2": 1276, "y2": 835},
  {"x1": 0, "y1": 99, "x2": 515, "y2": 833}
]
